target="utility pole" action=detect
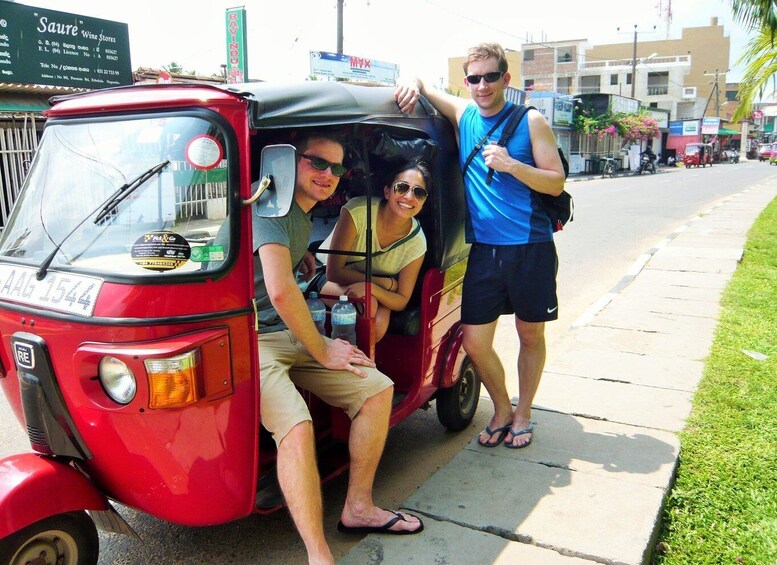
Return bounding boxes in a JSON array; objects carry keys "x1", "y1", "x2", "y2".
[
  {"x1": 702, "y1": 69, "x2": 728, "y2": 117},
  {"x1": 630, "y1": 25, "x2": 637, "y2": 98},
  {"x1": 618, "y1": 25, "x2": 656, "y2": 99},
  {"x1": 337, "y1": 0, "x2": 344, "y2": 54}
]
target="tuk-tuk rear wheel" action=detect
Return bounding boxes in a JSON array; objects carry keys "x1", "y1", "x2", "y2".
[
  {"x1": 0, "y1": 511, "x2": 98, "y2": 565},
  {"x1": 436, "y1": 357, "x2": 481, "y2": 431}
]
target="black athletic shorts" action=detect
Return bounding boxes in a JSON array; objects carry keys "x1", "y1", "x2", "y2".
[{"x1": 461, "y1": 241, "x2": 559, "y2": 325}]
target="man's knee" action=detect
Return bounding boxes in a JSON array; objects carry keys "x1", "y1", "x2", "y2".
[
  {"x1": 358, "y1": 385, "x2": 393, "y2": 415},
  {"x1": 278, "y1": 420, "x2": 315, "y2": 452},
  {"x1": 462, "y1": 324, "x2": 496, "y2": 358},
  {"x1": 516, "y1": 320, "x2": 545, "y2": 349}
]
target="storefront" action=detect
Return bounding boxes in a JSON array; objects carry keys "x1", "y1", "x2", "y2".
[{"x1": 526, "y1": 91, "x2": 574, "y2": 164}]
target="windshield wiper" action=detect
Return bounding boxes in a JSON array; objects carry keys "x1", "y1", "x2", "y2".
[
  {"x1": 94, "y1": 160, "x2": 170, "y2": 224},
  {"x1": 36, "y1": 160, "x2": 170, "y2": 280}
]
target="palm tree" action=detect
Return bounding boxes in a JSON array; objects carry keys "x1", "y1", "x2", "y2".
[
  {"x1": 729, "y1": 0, "x2": 777, "y2": 121},
  {"x1": 730, "y1": 0, "x2": 777, "y2": 38},
  {"x1": 733, "y1": 27, "x2": 777, "y2": 121}
]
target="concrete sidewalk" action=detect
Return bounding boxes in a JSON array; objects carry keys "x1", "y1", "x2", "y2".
[{"x1": 339, "y1": 179, "x2": 777, "y2": 564}]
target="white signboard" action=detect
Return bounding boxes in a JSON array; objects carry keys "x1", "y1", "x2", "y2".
[
  {"x1": 310, "y1": 51, "x2": 399, "y2": 85},
  {"x1": 682, "y1": 120, "x2": 700, "y2": 136},
  {"x1": 701, "y1": 117, "x2": 721, "y2": 135},
  {"x1": 553, "y1": 98, "x2": 574, "y2": 127},
  {"x1": 610, "y1": 95, "x2": 639, "y2": 115}
]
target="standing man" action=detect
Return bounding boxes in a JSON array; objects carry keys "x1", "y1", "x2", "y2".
[
  {"x1": 254, "y1": 129, "x2": 423, "y2": 565},
  {"x1": 395, "y1": 43, "x2": 565, "y2": 449}
]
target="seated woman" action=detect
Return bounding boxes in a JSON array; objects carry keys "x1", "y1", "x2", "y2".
[{"x1": 313, "y1": 161, "x2": 430, "y2": 341}]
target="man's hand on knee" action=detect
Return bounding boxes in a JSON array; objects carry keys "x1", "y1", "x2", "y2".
[{"x1": 320, "y1": 339, "x2": 375, "y2": 377}]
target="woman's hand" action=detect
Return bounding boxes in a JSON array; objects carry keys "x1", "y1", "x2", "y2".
[{"x1": 344, "y1": 282, "x2": 368, "y2": 301}]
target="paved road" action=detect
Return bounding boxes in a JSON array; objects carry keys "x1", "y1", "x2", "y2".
[{"x1": 0, "y1": 161, "x2": 774, "y2": 564}]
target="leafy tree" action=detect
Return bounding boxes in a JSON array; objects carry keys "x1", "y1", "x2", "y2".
[
  {"x1": 730, "y1": 0, "x2": 777, "y2": 121},
  {"x1": 730, "y1": 0, "x2": 777, "y2": 39},
  {"x1": 162, "y1": 62, "x2": 196, "y2": 76}
]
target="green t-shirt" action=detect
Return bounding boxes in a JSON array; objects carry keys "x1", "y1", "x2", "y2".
[{"x1": 252, "y1": 201, "x2": 312, "y2": 333}]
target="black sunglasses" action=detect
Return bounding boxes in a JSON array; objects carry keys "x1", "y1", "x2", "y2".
[
  {"x1": 392, "y1": 181, "x2": 428, "y2": 201},
  {"x1": 465, "y1": 71, "x2": 504, "y2": 84},
  {"x1": 299, "y1": 154, "x2": 348, "y2": 177}
]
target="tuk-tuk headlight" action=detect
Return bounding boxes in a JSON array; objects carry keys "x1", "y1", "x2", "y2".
[{"x1": 99, "y1": 356, "x2": 137, "y2": 405}]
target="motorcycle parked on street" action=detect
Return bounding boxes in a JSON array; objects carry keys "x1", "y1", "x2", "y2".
[{"x1": 637, "y1": 151, "x2": 657, "y2": 175}]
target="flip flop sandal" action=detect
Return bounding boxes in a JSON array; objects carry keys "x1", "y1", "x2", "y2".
[
  {"x1": 337, "y1": 510, "x2": 424, "y2": 535},
  {"x1": 505, "y1": 423, "x2": 534, "y2": 449},
  {"x1": 477, "y1": 424, "x2": 511, "y2": 448}
]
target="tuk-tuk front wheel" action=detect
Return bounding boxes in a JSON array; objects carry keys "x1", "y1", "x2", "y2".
[
  {"x1": 436, "y1": 357, "x2": 481, "y2": 431},
  {"x1": 0, "y1": 511, "x2": 98, "y2": 565}
]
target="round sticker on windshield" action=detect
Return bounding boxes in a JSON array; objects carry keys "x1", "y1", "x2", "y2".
[
  {"x1": 185, "y1": 135, "x2": 223, "y2": 170},
  {"x1": 131, "y1": 231, "x2": 191, "y2": 271}
]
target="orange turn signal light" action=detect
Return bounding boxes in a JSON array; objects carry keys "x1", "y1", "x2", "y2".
[{"x1": 145, "y1": 349, "x2": 202, "y2": 409}]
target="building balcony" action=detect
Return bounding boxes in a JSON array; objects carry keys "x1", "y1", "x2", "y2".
[{"x1": 579, "y1": 55, "x2": 690, "y2": 70}]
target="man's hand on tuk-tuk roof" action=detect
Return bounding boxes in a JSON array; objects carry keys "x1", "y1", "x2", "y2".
[
  {"x1": 322, "y1": 339, "x2": 375, "y2": 378},
  {"x1": 394, "y1": 79, "x2": 422, "y2": 114}
]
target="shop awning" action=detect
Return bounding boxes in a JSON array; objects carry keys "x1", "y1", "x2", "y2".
[
  {"x1": 0, "y1": 94, "x2": 50, "y2": 113},
  {"x1": 718, "y1": 127, "x2": 739, "y2": 136}
]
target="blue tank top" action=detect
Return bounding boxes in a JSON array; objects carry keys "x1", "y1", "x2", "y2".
[{"x1": 458, "y1": 102, "x2": 553, "y2": 244}]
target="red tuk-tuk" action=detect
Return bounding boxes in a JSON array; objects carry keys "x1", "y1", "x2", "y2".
[
  {"x1": 682, "y1": 142, "x2": 712, "y2": 167},
  {"x1": 0, "y1": 82, "x2": 480, "y2": 563}
]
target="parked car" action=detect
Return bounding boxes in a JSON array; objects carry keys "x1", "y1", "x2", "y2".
[
  {"x1": 758, "y1": 143, "x2": 773, "y2": 161},
  {"x1": 770, "y1": 143, "x2": 777, "y2": 165}
]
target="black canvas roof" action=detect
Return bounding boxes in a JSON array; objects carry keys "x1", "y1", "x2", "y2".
[{"x1": 225, "y1": 81, "x2": 435, "y2": 130}]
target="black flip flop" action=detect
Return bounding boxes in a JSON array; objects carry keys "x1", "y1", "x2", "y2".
[
  {"x1": 337, "y1": 510, "x2": 424, "y2": 536},
  {"x1": 477, "y1": 424, "x2": 511, "y2": 448},
  {"x1": 504, "y1": 423, "x2": 534, "y2": 449}
]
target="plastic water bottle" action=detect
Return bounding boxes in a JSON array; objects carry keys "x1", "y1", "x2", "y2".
[
  {"x1": 330, "y1": 295, "x2": 357, "y2": 344},
  {"x1": 306, "y1": 292, "x2": 326, "y2": 335}
]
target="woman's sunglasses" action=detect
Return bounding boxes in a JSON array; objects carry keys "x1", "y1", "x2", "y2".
[
  {"x1": 392, "y1": 181, "x2": 428, "y2": 201},
  {"x1": 299, "y1": 154, "x2": 348, "y2": 177},
  {"x1": 465, "y1": 71, "x2": 504, "y2": 84}
]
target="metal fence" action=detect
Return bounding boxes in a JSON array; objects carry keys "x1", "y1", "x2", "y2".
[{"x1": 0, "y1": 114, "x2": 41, "y2": 229}]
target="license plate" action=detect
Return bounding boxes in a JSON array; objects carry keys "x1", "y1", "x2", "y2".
[{"x1": 0, "y1": 264, "x2": 103, "y2": 317}]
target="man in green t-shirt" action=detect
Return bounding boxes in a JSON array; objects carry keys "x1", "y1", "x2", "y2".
[{"x1": 253, "y1": 130, "x2": 423, "y2": 564}]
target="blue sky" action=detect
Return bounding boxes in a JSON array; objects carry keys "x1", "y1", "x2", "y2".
[{"x1": 12, "y1": 0, "x2": 753, "y2": 83}]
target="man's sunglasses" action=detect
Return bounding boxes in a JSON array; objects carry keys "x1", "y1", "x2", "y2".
[
  {"x1": 392, "y1": 181, "x2": 428, "y2": 201},
  {"x1": 299, "y1": 154, "x2": 348, "y2": 177},
  {"x1": 465, "y1": 71, "x2": 504, "y2": 84}
]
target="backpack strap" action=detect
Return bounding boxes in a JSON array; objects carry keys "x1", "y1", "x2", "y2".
[
  {"x1": 486, "y1": 104, "x2": 535, "y2": 185},
  {"x1": 462, "y1": 104, "x2": 518, "y2": 175}
]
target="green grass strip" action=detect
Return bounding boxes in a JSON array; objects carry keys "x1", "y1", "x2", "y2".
[{"x1": 655, "y1": 195, "x2": 777, "y2": 564}]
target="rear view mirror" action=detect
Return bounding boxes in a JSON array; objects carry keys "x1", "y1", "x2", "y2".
[{"x1": 251, "y1": 144, "x2": 296, "y2": 218}]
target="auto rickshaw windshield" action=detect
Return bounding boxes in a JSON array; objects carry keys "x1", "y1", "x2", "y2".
[{"x1": 0, "y1": 115, "x2": 233, "y2": 277}]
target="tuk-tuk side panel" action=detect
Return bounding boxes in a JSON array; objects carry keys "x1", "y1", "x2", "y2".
[
  {"x1": 376, "y1": 265, "x2": 464, "y2": 425},
  {"x1": 0, "y1": 308, "x2": 260, "y2": 525},
  {"x1": 0, "y1": 453, "x2": 108, "y2": 538}
]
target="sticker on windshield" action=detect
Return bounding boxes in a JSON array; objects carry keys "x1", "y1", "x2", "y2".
[
  {"x1": 189, "y1": 245, "x2": 225, "y2": 262},
  {"x1": 131, "y1": 232, "x2": 191, "y2": 271},
  {"x1": 185, "y1": 135, "x2": 223, "y2": 170}
]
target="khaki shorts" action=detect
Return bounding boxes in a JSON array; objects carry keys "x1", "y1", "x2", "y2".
[{"x1": 259, "y1": 330, "x2": 393, "y2": 446}]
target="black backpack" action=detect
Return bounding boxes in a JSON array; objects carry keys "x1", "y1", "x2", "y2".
[{"x1": 493, "y1": 105, "x2": 573, "y2": 232}]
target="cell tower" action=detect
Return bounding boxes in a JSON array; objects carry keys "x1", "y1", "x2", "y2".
[{"x1": 657, "y1": 0, "x2": 673, "y2": 38}]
